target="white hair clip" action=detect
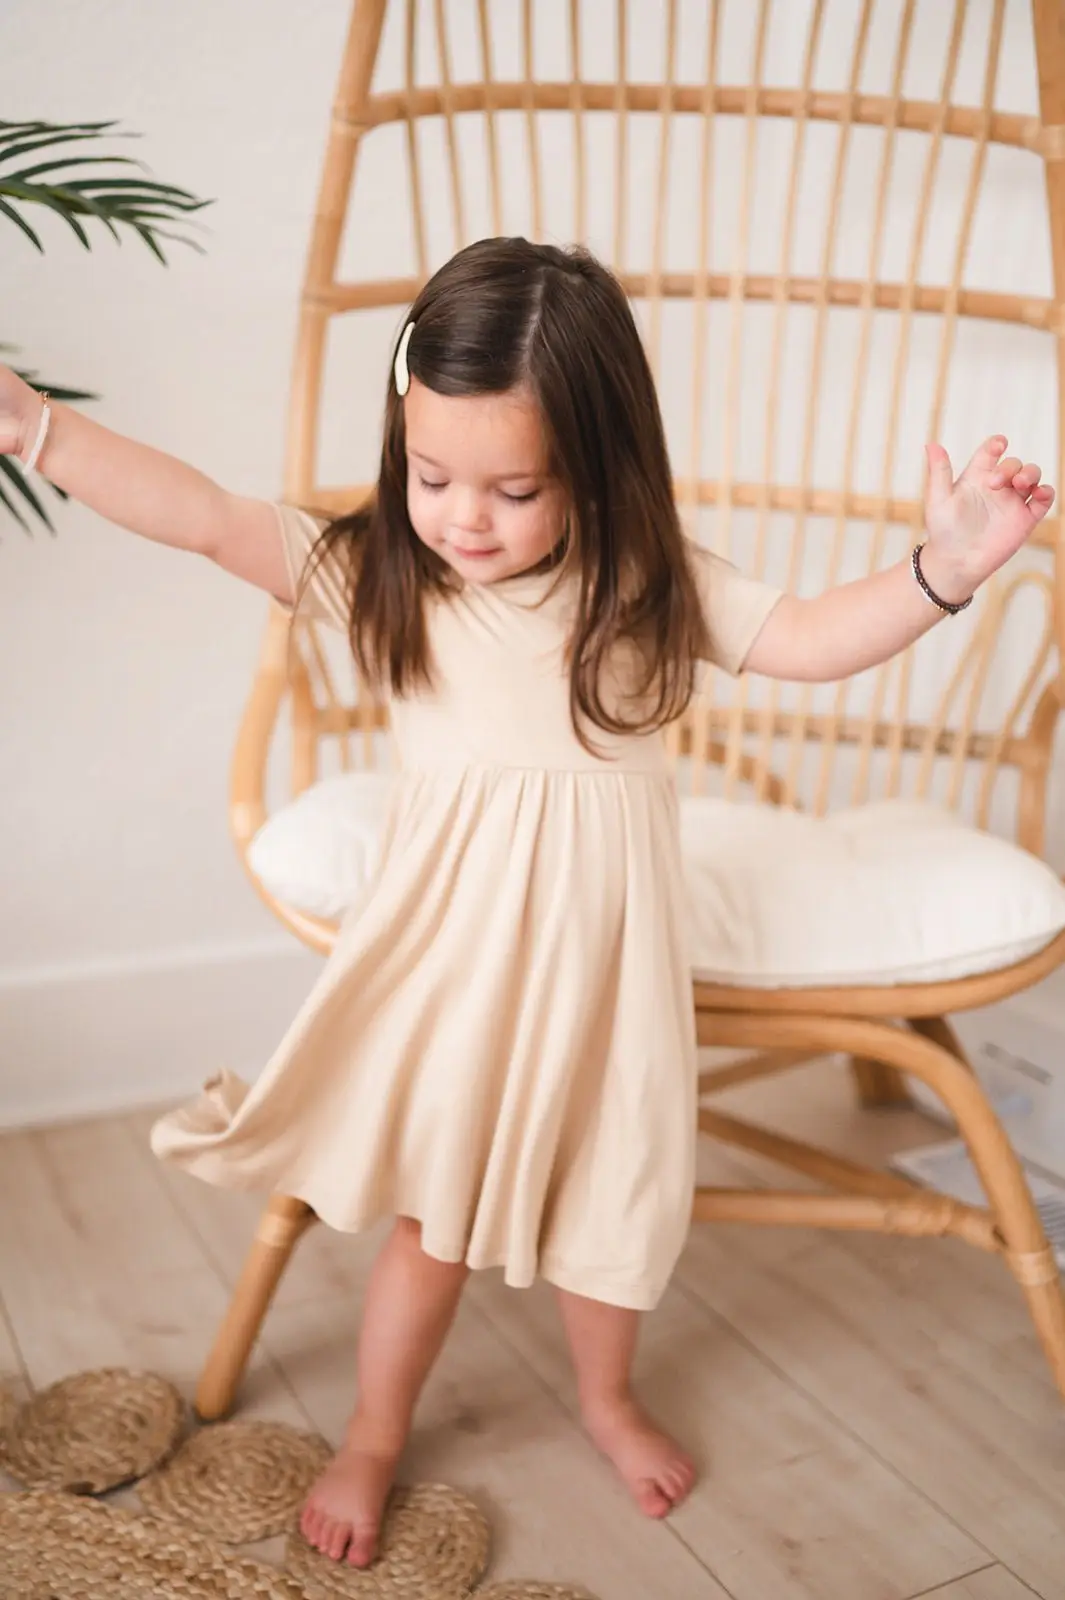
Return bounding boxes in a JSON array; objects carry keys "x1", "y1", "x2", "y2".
[{"x1": 394, "y1": 320, "x2": 415, "y2": 396}]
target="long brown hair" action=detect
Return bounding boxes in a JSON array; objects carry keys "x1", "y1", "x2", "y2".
[{"x1": 308, "y1": 237, "x2": 710, "y2": 742}]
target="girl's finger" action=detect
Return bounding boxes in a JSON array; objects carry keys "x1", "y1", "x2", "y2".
[
  {"x1": 1027, "y1": 484, "x2": 1056, "y2": 521},
  {"x1": 1012, "y1": 462, "x2": 1042, "y2": 491},
  {"x1": 968, "y1": 435, "x2": 1008, "y2": 473},
  {"x1": 989, "y1": 455, "x2": 1023, "y2": 488},
  {"x1": 925, "y1": 441, "x2": 955, "y2": 506}
]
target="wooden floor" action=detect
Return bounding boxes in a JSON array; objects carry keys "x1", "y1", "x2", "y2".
[{"x1": 1, "y1": 1058, "x2": 1062, "y2": 1600}]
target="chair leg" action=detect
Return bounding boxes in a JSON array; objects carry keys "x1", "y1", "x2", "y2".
[
  {"x1": 951, "y1": 1106, "x2": 1065, "y2": 1399},
  {"x1": 1010, "y1": 1250, "x2": 1065, "y2": 1398},
  {"x1": 887, "y1": 1025, "x2": 1065, "y2": 1400},
  {"x1": 194, "y1": 1194, "x2": 316, "y2": 1421},
  {"x1": 850, "y1": 1056, "x2": 911, "y2": 1109}
]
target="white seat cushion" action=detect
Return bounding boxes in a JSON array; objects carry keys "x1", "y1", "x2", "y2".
[
  {"x1": 248, "y1": 774, "x2": 1065, "y2": 988},
  {"x1": 681, "y1": 796, "x2": 1065, "y2": 986},
  {"x1": 248, "y1": 772, "x2": 390, "y2": 922}
]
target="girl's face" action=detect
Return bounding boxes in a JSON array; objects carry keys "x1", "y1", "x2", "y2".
[{"x1": 404, "y1": 380, "x2": 568, "y2": 584}]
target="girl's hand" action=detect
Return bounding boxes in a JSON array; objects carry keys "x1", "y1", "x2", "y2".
[
  {"x1": 921, "y1": 436, "x2": 1056, "y2": 604},
  {"x1": 0, "y1": 364, "x2": 42, "y2": 462}
]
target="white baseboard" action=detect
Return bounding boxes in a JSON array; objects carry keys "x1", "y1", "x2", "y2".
[{"x1": 0, "y1": 937, "x2": 324, "y2": 1130}]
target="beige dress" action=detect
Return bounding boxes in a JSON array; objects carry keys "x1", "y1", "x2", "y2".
[{"x1": 153, "y1": 508, "x2": 782, "y2": 1310}]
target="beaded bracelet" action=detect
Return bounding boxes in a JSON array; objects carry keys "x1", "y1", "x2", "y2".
[
  {"x1": 911, "y1": 542, "x2": 973, "y2": 615},
  {"x1": 23, "y1": 393, "x2": 52, "y2": 474}
]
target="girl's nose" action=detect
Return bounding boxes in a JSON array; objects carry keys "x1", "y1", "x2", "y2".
[{"x1": 451, "y1": 487, "x2": 491, "y2": 532}]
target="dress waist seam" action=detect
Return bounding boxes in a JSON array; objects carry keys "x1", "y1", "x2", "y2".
[{"x1": 396, "y1": 761, "x2": 671, "y2": 780}]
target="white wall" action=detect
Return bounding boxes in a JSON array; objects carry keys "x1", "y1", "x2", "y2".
[
  {"x1": 1, "y1": 0, "x2": 349, "y2": 1121},
  {"x1": 2, "y1": 0, "x2": 1064, "y2": 1128}
]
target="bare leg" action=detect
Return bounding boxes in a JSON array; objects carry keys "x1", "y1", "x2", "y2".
[
  {"x1": 556, "y1": 1290, "x2": 695, "y2": 1518},
  {"x1": 300, "y1": 1218, "x2": 469, "y2": 1567}
]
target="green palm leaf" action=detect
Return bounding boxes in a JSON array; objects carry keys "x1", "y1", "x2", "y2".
[
  {"x1": 0, "y1": 118, "x2": 211, "y2": 259},
  {"x1": 3, "y1": 120, "x2": 211, "y2": 533}
]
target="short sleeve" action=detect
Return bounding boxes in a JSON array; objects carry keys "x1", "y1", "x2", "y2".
[
  {"x1": 688, "y1": 541, "x2": 783, "y2": 676},
  {"x1": 274, "y1": 502, "x2": 351, "y2": 630}
]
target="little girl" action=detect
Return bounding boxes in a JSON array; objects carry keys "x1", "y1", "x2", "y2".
[{"x1": 1, "y1": 236, "x2": 1053, "y2": 1571}]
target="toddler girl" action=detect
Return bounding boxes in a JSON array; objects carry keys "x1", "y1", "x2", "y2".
[{"x1": 1, "y1": 236, "x2": 1052, "y2": 1570}]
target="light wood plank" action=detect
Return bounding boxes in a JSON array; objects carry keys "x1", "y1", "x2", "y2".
[
  {"x1": 0, "y1": 1116, "x2": 310, "y2": 1428},
  {"x1": 3, "y1": 1088, "x2": 1059, "y2": 1598},
  {"x1": 466, "y1": 1270, "x2": 981, "y2": 1600},
  {"x1": 0, "y1": 1285, "x2": 31, "y2": 1493},
  {"x1": 0, "y1": 1293, "x2": 29, "y2": 1402},
  {"x1": 916, "y1": 1567, "x2": 1042, "y2": 1599},
  {"x1": 685, "y1": 1061, "x2": 1065, "y2": 1599}
]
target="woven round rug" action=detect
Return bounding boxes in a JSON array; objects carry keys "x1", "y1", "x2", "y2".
[
  {"x1": 138, "y1": 1420, "x2": 333, "y2": 1542},
  {"x1": 0, "y1": 1490, "x2": 305, "y2": 1599},
  {"x1": 477, "y1": 1586, "x2": 600, "y2": 1600},
  {"x1": 284, "y1": 1482, "x2": 490, "y2": 1598},
  {"x1": 0, "y1": 1368, "x2": 186, "y2": 1493}
]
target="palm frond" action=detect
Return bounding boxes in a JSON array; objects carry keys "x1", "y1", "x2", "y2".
[
  {"x1": 0, "y1": 195, "x2": 44, "y2": 250},
  {"x1": 1, "y1": 119, "x2": 212, "y2": 534},
  {"x1": 0, "y1": 119, "x2": 211, "y2": 258}
]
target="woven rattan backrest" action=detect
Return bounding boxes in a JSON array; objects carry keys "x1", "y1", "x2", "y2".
[{"x1": 279, "y1": 0, "x2": 1065, "y2": 851}]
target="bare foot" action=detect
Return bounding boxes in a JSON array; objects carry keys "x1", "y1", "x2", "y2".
[
  {"x1": 582, "y1": 1395, "x2": 696, "y2": 1519},
  {"x1": 298, "y1": 1423, "x2": 400, "y2": 1567}
]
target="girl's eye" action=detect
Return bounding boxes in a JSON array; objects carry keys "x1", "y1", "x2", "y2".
[
  {"x1": 418, "y1": 476, "x2": 447, "y2": 493},
  {"x1": 501, "y1": 488, "x2": 540, "y2": 505}
]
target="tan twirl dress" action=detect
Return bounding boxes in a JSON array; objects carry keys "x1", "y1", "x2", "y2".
[{"x1": 152, "y1": 508, "x2": 782, "y2": 1309}]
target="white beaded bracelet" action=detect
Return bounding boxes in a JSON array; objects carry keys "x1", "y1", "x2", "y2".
[{"x1": 23, "y1": 395, "x2": 52, "y2": 474}]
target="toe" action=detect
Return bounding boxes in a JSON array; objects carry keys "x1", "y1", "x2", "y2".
[
  {"x1": 346, "y1": 1523, "x2": 379, "y2": 1568},
  {"x1": 324, "y1": 1517, "x2": 352, "y2": 1563},
  {"x1": 664, "y1": 1460, "x2": 695, "y2": 1501},
  {"x1": 636, "y1": 1479, "x2": 672, "y2": 1518},
  {"x1": 299, "y1": 1505, "x2": 318, "y2": 1544}
]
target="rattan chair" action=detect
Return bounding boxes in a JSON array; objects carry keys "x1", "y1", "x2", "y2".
[{"x1": 194, "y1": 0, "x2": 1065, "y2": 1420}]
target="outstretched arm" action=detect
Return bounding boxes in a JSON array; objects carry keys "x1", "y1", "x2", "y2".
[
  {"x1": 744, "y1": 437, "x2": 1055, "y2": 682},
  {"x1": 0, "y1": 364, "x2": 293, "y2": 603}
]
